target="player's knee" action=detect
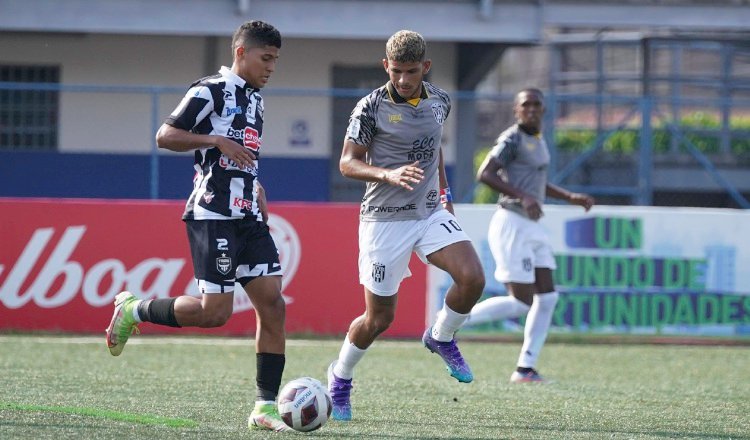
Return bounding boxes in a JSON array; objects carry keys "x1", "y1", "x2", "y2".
[
  {"x1": 259, "y1": 294, "x2": 286, "y2": 319},
  {"x1": 202, "y1": 309, "x2": 232, "y2": 328},
  {"x1": 455, "y1": 265, "x2": 485, "y2": 295},
  {"x1": 267, "y1": 295, "x2": 287, "y2": 322},
  {"x1": 368, "y1": 313, "x2": 394, "y2": 335}
]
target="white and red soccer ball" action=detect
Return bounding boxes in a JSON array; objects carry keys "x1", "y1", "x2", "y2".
[{"x1": 277, "y1": 377, "x2": 332, "y2": 432}]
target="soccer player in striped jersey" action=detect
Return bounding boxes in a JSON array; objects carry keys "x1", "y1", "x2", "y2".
[
  {"x1": 326, "y1": 30, "x2": 485, "y2": 421},
  {"x1": 105, "y1": 20, "x2": 291, "y2": 432},
  {"x1": 469, "y1": 88, "x2": 594, "y2": 383}
]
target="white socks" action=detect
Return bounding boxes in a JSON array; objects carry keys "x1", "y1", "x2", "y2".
[
  {"x1": 467, "y1": 295, "x2": 530, "y2": 325},
  {"x1": 132, "y1": 300, "x2": 143, "y2": 323},
  {"x1": 333, "y1": 334, "x2": 366, "y2": 380},
  {"x1": 518, "y1": 292, "x2": 559, "y2": 369},
  {"x1": 431, "y1": 303, "x2": 469, "y2": 342}
]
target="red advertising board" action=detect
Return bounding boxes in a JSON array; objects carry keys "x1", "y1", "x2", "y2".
[{"x1": 0, "y1": 198, "x2": 426, "y2": 338}]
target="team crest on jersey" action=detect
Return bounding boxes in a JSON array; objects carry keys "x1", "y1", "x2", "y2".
[
  {"x1": 522, "y1": 258, "x2": 532, "y2": 272},
  {"x1": 217, "y1": 254, "x2": 232, "y2": 275},
  {"x1": 372, "y1": 262, "x2": 386, "y2": 283},
  {"x1": 431, "y1": 103, "x2": 446, "y2": 125}
]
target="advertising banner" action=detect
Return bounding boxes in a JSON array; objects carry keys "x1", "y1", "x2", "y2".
[
  {"x1": 428, "y1": 205, "x2": 750, "y2": 337},
  {"x1": 0, "y1": 199, "x2": 427, "y2": 337}
]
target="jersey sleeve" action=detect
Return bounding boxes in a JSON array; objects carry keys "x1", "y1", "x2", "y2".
[
  {"x1": 488, "y1": 127, "x2": 518, "y2": 167},
  {"x1": 165, "y1": 85, "x2": 215, "y2": 131},
  {"x1": 345, "y1": 92, "x2": 378, "y2": 147}
]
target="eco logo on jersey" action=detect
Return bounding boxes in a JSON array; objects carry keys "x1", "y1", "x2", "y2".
[{"x1": 409, "y1": 136, "x2": 435, "y2": 162}]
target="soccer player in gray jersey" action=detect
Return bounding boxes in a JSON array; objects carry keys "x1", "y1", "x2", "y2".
[
  {"x1": 469, "y1": 88, "x2": 594, "y2": 383},
  {"x1": 104, "y1": 21, "x2": 292, "y2": 432},
  {"x1": 326, "y1": 30, "x2": 485, "y2": 421}
]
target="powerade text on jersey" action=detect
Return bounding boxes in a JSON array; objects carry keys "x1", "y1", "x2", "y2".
[{"x1": 166, "y1": 66, "x2": 265, "y2": 221}]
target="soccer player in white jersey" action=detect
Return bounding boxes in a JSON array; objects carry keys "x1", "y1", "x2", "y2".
[
  {"x1": 326, "y1": 30, "x2": 485, "y2": 421},
  {"x1": 469, "y1": 88, "x2": 595, "y2": 383},
  {"x1": 104, "y1": 21, "x2": 292, "y2": 432}
]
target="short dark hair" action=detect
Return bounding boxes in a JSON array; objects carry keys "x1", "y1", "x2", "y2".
[
  {"x1": 232, "y1": 20, "x2": 281, "y2": 53},
  {"x1": 513, "y1": 87, "x2": 544, "y2": 104}
]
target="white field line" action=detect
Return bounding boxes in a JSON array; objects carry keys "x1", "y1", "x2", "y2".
[{"x1": 0, "y1": 335, "x2": 419, "y2": 348}]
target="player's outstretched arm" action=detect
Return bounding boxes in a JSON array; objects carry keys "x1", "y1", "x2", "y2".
[
  {"x1": 546, "y1": 183, "x2": 595, "y2": 212},
  {"x1": 340, "y1": 140, "x2": 423, "y2": 190}
]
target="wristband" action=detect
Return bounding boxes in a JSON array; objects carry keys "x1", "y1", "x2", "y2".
[{"x1": 440, "y1": 187, "x2": 453, "y2": 205}]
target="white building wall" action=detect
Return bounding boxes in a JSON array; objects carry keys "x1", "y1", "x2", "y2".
[{"x1": 0, "y1": 33, "x2": 457, "y2": 162}]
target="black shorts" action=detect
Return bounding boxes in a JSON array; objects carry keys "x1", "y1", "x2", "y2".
[{"x1": 185, "y1": 219, "x2": 282, "y2": 294}]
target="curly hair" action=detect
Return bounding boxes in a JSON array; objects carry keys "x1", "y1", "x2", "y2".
[{"x1": 385, "y1": 30, "x2": 426, "y2": 63}]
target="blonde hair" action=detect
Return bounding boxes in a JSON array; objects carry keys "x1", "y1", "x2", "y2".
[{"x1": 386, "y1": 30, "x2": 426, "y2": 63}]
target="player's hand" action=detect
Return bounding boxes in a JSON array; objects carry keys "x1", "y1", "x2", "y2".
[
  {"x1": 521, "y1": 195, "x2": 543, "y2": 220},
  {"x1": 256, "y1": 182, "x2": 269, "y2": 223},
  {"x1": 569, "y1": 193, "x2": 595, "y2": 212},
  {"x1": 214, "y1": 136, "x2": 256, "y2": 169},
  {"x1": 384, "y1": 161, "x2": 424, "y2": 190}
]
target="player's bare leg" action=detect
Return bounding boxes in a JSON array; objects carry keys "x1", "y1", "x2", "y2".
[
  {"x1": 423, "y1": 241, "x2": 485, "y2": 382},
  {"x1": 106, "y1": 291, "x2": 234, "y2": 356},
  {"x1": 173, "y1": 292, "x2": 234, "y2": 327}
]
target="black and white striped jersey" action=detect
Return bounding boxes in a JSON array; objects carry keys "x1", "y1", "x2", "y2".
[{"x1": 166, "y1": 66, "x2": 265, "y2": 221}]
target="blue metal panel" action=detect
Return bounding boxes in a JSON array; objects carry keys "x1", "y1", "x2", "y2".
[{"x1": 0, "y1": 152, "x2": 330, "y2": 202}]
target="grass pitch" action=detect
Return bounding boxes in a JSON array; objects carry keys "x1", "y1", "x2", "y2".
[{"x1": 0, "y1": 334, "x2": 748, "y2": 439}]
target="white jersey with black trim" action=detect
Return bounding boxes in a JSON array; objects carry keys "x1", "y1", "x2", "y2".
[
  {"x1": 166, "y1": 66, "x2": 265, "y2": 221},
  {"x1": 346, "y1": 81, "x2": 450, "y2": 222}
]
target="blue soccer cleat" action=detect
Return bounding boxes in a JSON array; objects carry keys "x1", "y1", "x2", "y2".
[{"x1": 422, "y1": 327, "x2": 473, "y2": 383}]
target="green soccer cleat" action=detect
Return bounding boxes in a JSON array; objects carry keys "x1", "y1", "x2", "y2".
[
  {"x1": 248, "y1": 401, "x2": 293, "y2": 432},
  {"x1": 105, "y1": 291, "x2": 140, "y2": 356}
]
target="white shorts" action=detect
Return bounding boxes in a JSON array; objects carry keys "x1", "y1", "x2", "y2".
[
  {"x1": 488, "y1": 208, "x2": 556, "y2": 284},
  {"x1": 358, "y1": 209, "x2": 470, "y2": 296}
]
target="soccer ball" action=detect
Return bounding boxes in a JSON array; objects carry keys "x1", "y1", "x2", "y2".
[{"x1": 277, "y1": 377, "x2": 332, "y2": 432}]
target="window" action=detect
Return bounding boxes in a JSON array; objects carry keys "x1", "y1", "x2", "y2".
[{"x1": 0, "y1": 65, "x2": 59, "y2": 150}]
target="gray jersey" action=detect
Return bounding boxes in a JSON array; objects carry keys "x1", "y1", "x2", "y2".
[
  {"x1": 488, "y1": 124, "x2": 550, "y2": 218},
  {"x1": 346, "y1": 81, "x2": 450, "y2": 221}
]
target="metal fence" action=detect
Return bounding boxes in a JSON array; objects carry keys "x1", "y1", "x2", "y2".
[{"x1": 1, "y1": 81, "x2": 749, "y2": 207}]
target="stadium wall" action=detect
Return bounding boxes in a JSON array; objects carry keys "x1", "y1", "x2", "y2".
[{"x1": 0, "y1": 33, "x2": 458, "y2": 162}]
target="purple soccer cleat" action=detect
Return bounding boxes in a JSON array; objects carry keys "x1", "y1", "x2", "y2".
[
  {"x1": 327, "y1": 361, "x2": 353, "y2": 421},
  {"x1": 422, "y1": 327, "x2": 474, "y2": 383}
]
